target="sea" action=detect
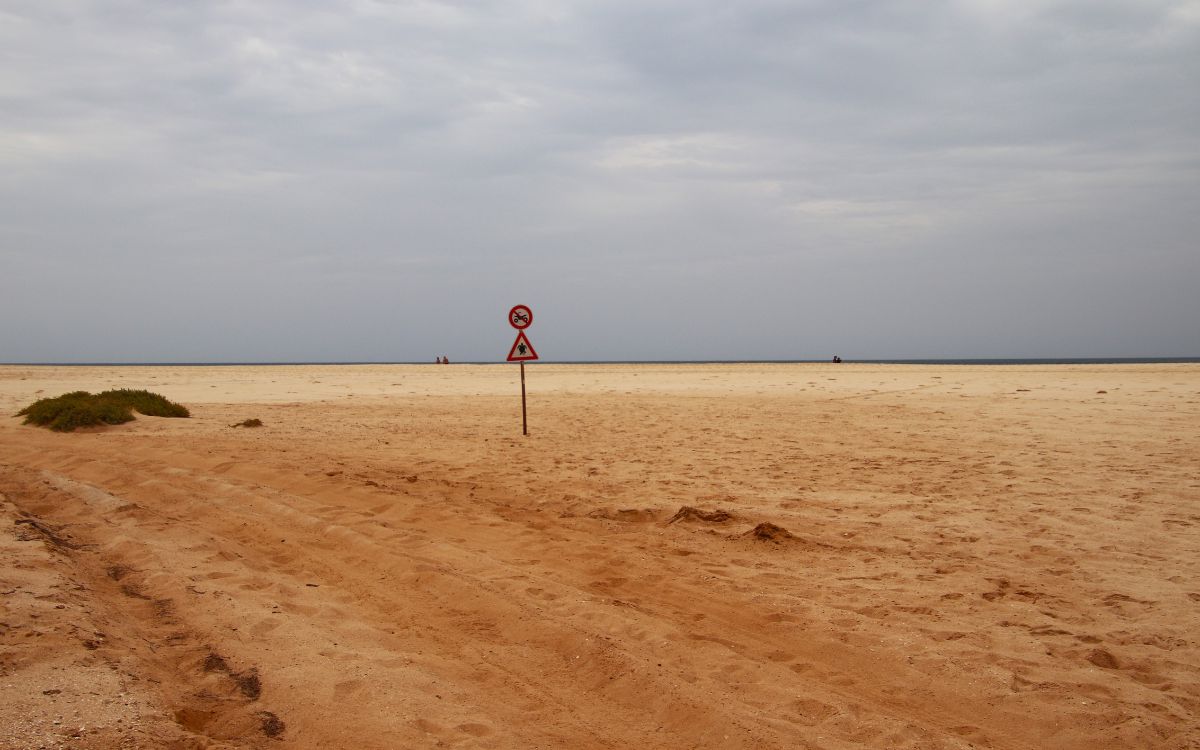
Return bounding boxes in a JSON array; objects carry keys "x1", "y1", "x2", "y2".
[{"x1": 5, "y1": 358, "x2": 1199, "y2": 367}]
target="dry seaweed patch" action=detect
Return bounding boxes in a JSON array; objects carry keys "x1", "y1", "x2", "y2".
[
  {"x1": 259, "y1": 711, "x2": 286, "y2": 738},
  {"x1": 586, "y1": 507, "x2": 662, "y2": 523},
  {"x1": 666, "y1": 505, "x2": 735, "y2": 524},
  {"x1": 202, "y1": 650, "x2": 263, "y2": 699},
  {"x1": 236, "y1": 669, "x2": 263, "y2": 700},
  {"x1": 203, "y1": 652, "x2": 231, "y2": 673}
]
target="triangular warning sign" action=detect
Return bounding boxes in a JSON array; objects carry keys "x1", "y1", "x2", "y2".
[{"x1": 507, "y1": 330, "x2": 539, "y2": 362}]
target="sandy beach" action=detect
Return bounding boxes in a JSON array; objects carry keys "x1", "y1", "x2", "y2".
[{"x1": 1, "y1": 363, "x2": 1197, "y2": 749}]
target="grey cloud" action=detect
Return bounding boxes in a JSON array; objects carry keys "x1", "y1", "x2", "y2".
[{"x1": 2, "y1": 0, "x2": 1197, "y2": 361}]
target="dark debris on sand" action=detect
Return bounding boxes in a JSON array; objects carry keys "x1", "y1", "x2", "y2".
[{"x1": 667, "y1": 506, "x2": 735, "y2": 525}]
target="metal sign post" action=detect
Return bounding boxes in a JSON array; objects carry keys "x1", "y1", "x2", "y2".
[{"x1": 506, "y1": 305, "x2": 539, "y2": 435}]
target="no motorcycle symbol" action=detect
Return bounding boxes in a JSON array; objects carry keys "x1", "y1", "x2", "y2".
[{"x1": 509, "y1": 305, "x2": 533, "y2": 330}]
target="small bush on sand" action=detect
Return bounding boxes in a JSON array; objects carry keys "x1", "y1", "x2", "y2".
[
  {"x1": 17, "y1": 389, "x2": 190, "y2": 432},
  {"x1": 101, "y1": 389, "x2": 190, "y2": 418},
  {"x1": 231, "y1": 418, "x2": 263, "y2": 428}
]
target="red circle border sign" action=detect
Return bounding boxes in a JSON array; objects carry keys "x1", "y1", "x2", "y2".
[{"x1": 508, "y1": 304, "x2": 533, "y2": 330}]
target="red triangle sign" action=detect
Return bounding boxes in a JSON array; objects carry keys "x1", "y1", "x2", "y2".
[{"x1": 507, "y1": 330, "x2": 539, "y2": 362}]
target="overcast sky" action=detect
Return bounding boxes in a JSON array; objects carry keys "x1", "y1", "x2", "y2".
[{"x1": 2, "y1": 0, "x2": 1198, "y2": 362}]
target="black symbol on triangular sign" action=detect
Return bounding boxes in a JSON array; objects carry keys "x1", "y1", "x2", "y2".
[{"x1": 507, "y1": 331, "x2": 539, "y2": 361}]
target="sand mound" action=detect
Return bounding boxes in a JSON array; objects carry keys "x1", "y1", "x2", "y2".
[{"x1": 743, "y1": 522, "x2": 795, "y2": 543}]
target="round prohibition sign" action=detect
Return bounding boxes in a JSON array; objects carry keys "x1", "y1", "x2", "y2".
[{"x1": 508, "y1": 304, "x2": 533, "y2": 330}]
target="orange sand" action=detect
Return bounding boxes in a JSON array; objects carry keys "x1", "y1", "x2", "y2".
[{"x1": 1, "y1": 363, "x2": 1198, "y2": 749}]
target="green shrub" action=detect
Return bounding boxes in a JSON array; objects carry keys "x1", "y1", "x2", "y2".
[
  {"x1": 17, "y1": 389, "x2": 190, "y2": 432},
  {"x1": 100, "y1": 389, "x2": 190, "y2": 418}
]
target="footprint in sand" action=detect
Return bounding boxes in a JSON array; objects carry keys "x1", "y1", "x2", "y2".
[
  {"x1": 275, "y1": 600, "x2": 319, "y2": 616},
  {"x1": 333, "y1": 679, "x2": 365, "y2": 699},
  {"x1": 524, "y1": 587, "x2": 558, "y2": 601},
  {"x1": 790, "y1": 698, "x2": 838, "y2": 726},
  {"x1": 456, "y1": 723, "x2": 493, "y2": 737},
  {"x1": 951, "y1": 725, "x2": 989, "y2": 742},
  {"x1": 1086, "y1": 648, "x2": 1120, "y2": 669},
  {"x1": 413, "y1": 718, "x2": 446, "y2": 736}
]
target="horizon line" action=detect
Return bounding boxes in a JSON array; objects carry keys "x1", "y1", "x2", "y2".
[{"x1": 2, "y1": 357, "x2": 1198, "y2": 367}]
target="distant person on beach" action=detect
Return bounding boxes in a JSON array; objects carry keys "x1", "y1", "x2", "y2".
[
  {"x1": 435, "y1": 356, "x2": 443, "y2": 364},
  {"x1": 443, "y1": 356, "x2": 450, "y2": 364},
  {"x1": 833, "y1": 355, "x2": 842, "y2": 363}
]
